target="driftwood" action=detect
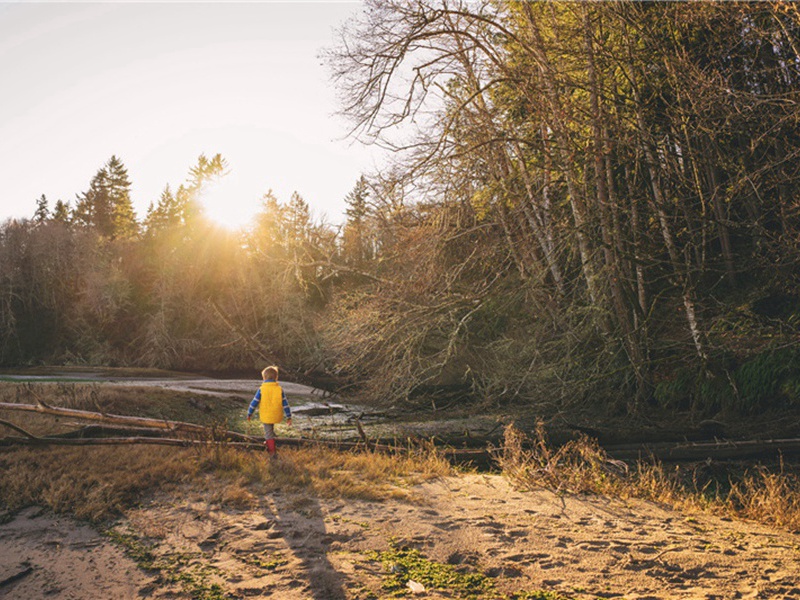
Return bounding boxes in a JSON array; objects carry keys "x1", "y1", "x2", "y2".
[
  {"x1": 7, "y1": 400, "x2": 793, "y2": 465},
  {"x1": 0, "y1": 401, "x2": 252, "y2": 442},
  {"x1": 0, "y1": 433, "x2": 491, "y2": 468},
  {"x1": 0, "y1": 408, "x2": 488, "y2": 466},
  {"x1": 0, "y1": 435, "x2": 262, "y2": 449},
  {"x1": 605, "y1": 438, "x2": 800, "y2": 462},
  {"x1": 0, "y1": 403, "x2": 401, "y2": 453},
  {"x1": 0, "y1": 421, "x2": 482, "y2": 463}
]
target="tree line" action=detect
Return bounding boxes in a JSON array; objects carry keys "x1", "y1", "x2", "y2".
[{"x1": 3, "y1": 1, "x2": 800, "y2": 415}]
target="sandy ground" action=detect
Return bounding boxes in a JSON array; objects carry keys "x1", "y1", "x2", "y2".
[
  {"x1": 0, "y1": 506, "x2": 151, "y2": 599},
  {"x1": 2, "y1": 473, "x2": 799, "y2": 600}
]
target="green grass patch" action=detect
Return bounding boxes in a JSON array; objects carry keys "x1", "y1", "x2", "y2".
[
  {"x1": 507, "y1": 592, "x2": 574, "y2": 600},
  {"x1": 104, "y1": 528, "x2": 159, "y2": 571},
  {"x1": 238, "y1": 551, "x2": 287, "y2": 571},
  {"x1": 106, "y1": 527, "x2": 232, "y2": 600},
  {"x1": 366, "y1": 542, "x2": 575, "y2": 599},
  {"x1": 369, "y1": 541, "x2": 493, "y2": 599}
]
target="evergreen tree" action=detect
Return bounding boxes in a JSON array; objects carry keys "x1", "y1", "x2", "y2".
[
  {"x1": 74, "y1": 156, "x2": 137, "y2": 239},
  {"x1": 175, "y1": 153, "x2": 228, "y2": 230},
  {"x1": 286, "y1": 191, "x2": 312, "y2": 244},
  {"x1": 73, "y1": 166, "x2": 111, "y2": 234},
  {"x1": 144, "y1": 185, "x2": 181, "y2": 234},
  {"x1": 52, "y1": 200, "x2": 70, "y2": 224},
  {"x1": 33, "y1": 194, "x2": 49, "y2": 224},
  {"x1": 106, "y1": 155, "x2": 138, "y2": 239},
  {"x1": 252, "y1": 190, "x2": 286, "y2": 254},
  {"x1": 342, "y1": 176, "x2": 372, "y2": 267}
]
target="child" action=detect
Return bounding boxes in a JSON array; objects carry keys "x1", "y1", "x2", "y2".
[{"x1": 247, "y1": 365, "x2": 292, "y2": 456}]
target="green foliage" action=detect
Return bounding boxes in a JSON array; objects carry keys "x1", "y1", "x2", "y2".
[
  {"x1": 655, "y1": 347, "x2": 800, "y2": 414},
  {"x1": 508, "y1": 592, "x2": 574, "y2": 600},
  {"x1": 73, "y1": 155, "x2": 138, "y2": 240},
  {"x1": 106, "y1": 528, "x2": 232, "y2": 600},
  {"x1": 734, "y1": 347, "x2": 800, "y2": 413},
  {"x1": 239, "y1": 551, "x2": 287, "y2": 571},
  {"x1": 369, "y1": 542, "x2": 493, "y2": 599},
  {"x1": 104, "y1": 529, "x2": 159, "y2": 571},
  {"x1": 368, "y1": 541, "x2": 575, "y2": 599}
]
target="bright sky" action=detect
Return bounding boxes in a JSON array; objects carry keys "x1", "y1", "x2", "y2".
[{"x1": 0, "y1": 1, "x2": 379, "y2": 228}]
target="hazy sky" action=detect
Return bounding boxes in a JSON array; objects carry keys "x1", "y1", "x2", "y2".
[{"x1": 0, "y1": 1, "x2": 379, "y2": 228}]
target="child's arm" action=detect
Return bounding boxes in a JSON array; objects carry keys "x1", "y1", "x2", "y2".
[
  {"x1": 282, "y1": 390, "x2": 292, "y2": 426},
  {"x1": 246, "y1": 389, "x2": 261, "y2": 420}
]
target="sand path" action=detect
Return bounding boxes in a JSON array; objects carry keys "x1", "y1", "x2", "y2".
[{"x1": 2, "y1": 474, "x2": 799, "y2": 599}]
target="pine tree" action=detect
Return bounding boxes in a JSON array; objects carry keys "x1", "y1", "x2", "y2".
[
  {"x1": 74, "y1": 167, "x2": 111, "y2": 235},
  {"x1": 176, "y1": 153, "x2": 228, "y2": 229},
  {"x1": 106, "y1": 155, "x2": 138, "y2": 239},
  {"x1": 144, "y1": 185, "x2": 181, "y2": 234},
  {"x1": 342, "y1": 176, "x2": 372, "y2": 267},
  {"x1": 74, "y1": 156, "x2": 138, "y2": 239},
  {"x1": 52, "y1": 200, "x2": 70, "y2": 224},
  {"x1": 33, "y1": 194, "x2": 49, "y2": 224},
  {"x1": 252, "y1": 190, "x2": 286, "y2": 254}
]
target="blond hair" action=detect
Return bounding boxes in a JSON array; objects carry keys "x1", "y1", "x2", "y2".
[{"x1": 261, "y1": 365, "x2": 279, "y2": 381}]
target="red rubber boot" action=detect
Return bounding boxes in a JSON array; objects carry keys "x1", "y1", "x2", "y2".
[{"x1": 265, "y1": 439, "x2": 277, "y2": 457}]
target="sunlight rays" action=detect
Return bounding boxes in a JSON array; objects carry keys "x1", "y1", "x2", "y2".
[{"x1": 199, "y1": 173, "x2": 261, "y2": 231}]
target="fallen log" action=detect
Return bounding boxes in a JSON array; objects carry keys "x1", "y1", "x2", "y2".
[
  {"x1": 0, "y1": 401, "x2": 252, "y2": 442},
  {"x1": 0, "y1": 418, "x2": 37, "y2": 439},
  {"x1": 0, "y1": 435, "x2": 262, "y2": 449},
  {"x1": 0, "y1": 432, "x2": 491, "y2": 468},
  {"x1": 605, "y1": 438, "x2": 800, "y2": 462},
  {"x1": 0, "y1": 402, "x2": 485, "y2": 461},
  {"x1": 51, "y1": 424, "x2": 188, "y2": 439},
  {"x1": 0, "y1": 411, "x2": 398, "y2": 453}
]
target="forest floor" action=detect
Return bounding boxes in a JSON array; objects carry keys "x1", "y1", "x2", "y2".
[{"x1": 2, "y1": 469, "x2": 800, "y2": 600}]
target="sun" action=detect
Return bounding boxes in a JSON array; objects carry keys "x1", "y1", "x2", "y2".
[{"x1": 199, "y1": 174, "x2": 261, "y2": 231}]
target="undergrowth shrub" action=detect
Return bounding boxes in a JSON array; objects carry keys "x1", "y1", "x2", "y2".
[
  {"x1": 654, "y1": 346, "x2": 800, "y2": 414},
  {"x1": 498, "y1": 423, "x2": 800, "y2": 530},
  {"x1": 734, "y1": 347, "x2": 800, "y2": 412}
]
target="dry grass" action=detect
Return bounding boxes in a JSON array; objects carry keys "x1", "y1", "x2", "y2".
[
  {"x1": 0, "y1": 439, "x2": 453, "y2": 523},
  {"x1": 0, "y1": 445, "x2": 197, "y2": 522},
  {"x1": 498, "y1": 423, "x2": 800, "y2": 530},
  {"x1": 199, "y1": 441, "x2": 454, "y2": 504},
  {"x1": 0, "y1": 380, "x2": 453, "y2": 523}
]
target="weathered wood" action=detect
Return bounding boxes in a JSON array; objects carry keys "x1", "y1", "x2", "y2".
[
  {"x1": 4, "y1": 400, "x2": 798, "y2": 465},
  {"x1": 0, "y1": 435, "x2": 262, "y2": 449},
  {"x1": 0, "y1": 401, "x2": 251, "y2": 442},
  {"x1": 0, "y1": 426, "x2": 488, "y2": 466},
  {"x1": 0, "y1": 418, "x2": 37, "y2": 439},
  {"x1": 51, "y1": 425, "x2": 182, "y2": 439},
  {"x1": 0, "y1": 402, "x2": 481, "y2": 459},
  {"x1": 605, "y1": 438, "x2": 800, "y2": 462}
]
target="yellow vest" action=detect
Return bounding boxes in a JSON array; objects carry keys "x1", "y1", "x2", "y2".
[{"x1": 259, "y1": 382, "x2": 284, "y2": 424}]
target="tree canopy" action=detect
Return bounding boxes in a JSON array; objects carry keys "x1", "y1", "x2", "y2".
[{"x1": 2, "y1": 1, "x2": 800, "y2": 416}]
